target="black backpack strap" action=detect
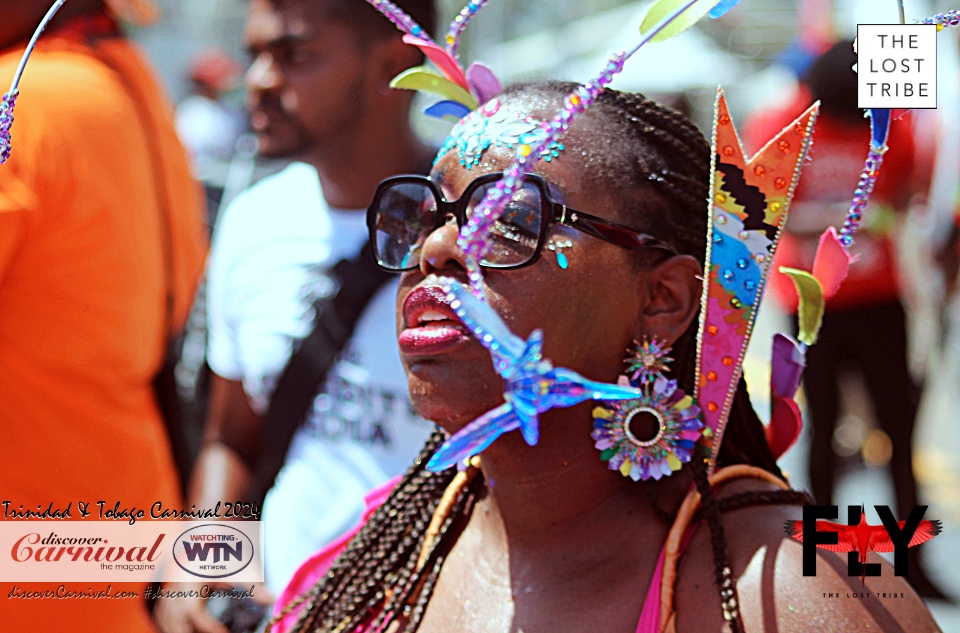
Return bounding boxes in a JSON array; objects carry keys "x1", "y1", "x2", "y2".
[{"x1": 248, "y1": 240, "x2": 392, "y2": 505}]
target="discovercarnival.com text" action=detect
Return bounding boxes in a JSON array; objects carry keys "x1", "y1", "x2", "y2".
[{"x1": 6, "y1": 584, "x2": 256, "y2": 600}]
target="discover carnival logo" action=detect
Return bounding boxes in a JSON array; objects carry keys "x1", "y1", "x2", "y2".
[
  {"x1": 173, "y1": 524, "x2": 256, "y2": 579},
  {"x1": 11, "y1": 532, "x2": 164, "y2": 567},
  {"x1": 0, "y1": 520, "x2": 263, "y2": 583}
]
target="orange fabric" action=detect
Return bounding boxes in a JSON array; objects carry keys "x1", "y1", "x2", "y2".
[{"x1": 0, "y1": 34, "x2": 207, "y2": 632}]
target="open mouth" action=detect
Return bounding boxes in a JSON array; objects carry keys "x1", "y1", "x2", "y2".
[
  {"x1": 414, "y1": 308, "x2": 461, "y2": 327},
  {"x1": 399, "y1": 286, "x2": 470, "y2": 355}
]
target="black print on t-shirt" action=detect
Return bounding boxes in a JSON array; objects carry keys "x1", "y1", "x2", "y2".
[{"x1": 304, "y1": 362, "x2": 417, "y2": 448}]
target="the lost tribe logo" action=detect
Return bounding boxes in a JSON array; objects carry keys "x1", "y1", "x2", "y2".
[
  {"x1": 173, "y1": 524, "x2": 255, "y2": 579},
  {"x1": 857, "y1": 24, "x2": 938, "y2": 109},
  {"x1": 784, "y1": 505, "x2": 942, "y2": 584}
]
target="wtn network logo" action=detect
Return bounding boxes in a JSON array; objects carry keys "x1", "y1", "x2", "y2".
[
  {"x1": 181, "y1": 536, "x2": 243, "y2": 565},
  {"x1": 173, "y1": 524, "x2": 256, "y2": 579}
]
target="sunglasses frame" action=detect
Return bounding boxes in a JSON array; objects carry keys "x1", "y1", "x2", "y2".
[{"x1": 367, "y1": 172, "x2": 678, "y2": 272}]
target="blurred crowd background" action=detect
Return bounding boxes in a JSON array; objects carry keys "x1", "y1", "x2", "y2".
[{"x1": 140, "y1": 0, "x2": 948, "y2": 121}]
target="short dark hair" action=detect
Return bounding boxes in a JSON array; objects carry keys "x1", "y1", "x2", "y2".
[
  {"x1": 322, "y1": 0, "x2": 437, "y2": 42},
  {"x1": 802, "y1": 39, "x2": 863, "y2": 126}
]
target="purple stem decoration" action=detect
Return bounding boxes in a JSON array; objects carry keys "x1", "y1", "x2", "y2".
[
  {"x1": 365, "y1": 0, "x2": 433, "y2": 42},
  {"x1": 446, "y1": 0, "x2": 491, "y2": 60},
  {"x1": 838, "y1": 110, "x2": 888, "y2": 248},
  {"x1": 920, "y1": 10, "x2": 960, "y2": 27},
  {"x1": 0, "y1": 92, "x2": 17, "y2": 165},
  {"x1": 457, "y1": 0, "x2": 704, "y2": 296},
  {"x1": 1, "y1": 0, "x2": 69, "y2": 166}
]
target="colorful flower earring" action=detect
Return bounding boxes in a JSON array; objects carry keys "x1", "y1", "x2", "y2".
[{"x1": 591, "y1": 338, "x2": 704, "y2": 481}]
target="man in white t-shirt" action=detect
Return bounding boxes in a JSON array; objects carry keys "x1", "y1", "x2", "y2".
[
  {"x1": 207, "y1": 162, "x2": 434, "y2": 590},
  {"x1": 154, "y1": 1, "x2": 436, "y2": 631}
]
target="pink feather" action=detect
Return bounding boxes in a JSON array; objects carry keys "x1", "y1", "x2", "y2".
[
  {"x1": 402, "y1": 35, "x2": 471, "y2": 93},
  {"x1": 812, "y1": 227, "x2": 855, "y2": 299}
]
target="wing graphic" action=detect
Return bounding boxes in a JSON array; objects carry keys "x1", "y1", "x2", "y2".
[
  {"x1": 783, "y1": 520, "x2": 857, "y2": 553},
  {"x1": 869, "y1": 520, "x2": 943, "y2": 552}
]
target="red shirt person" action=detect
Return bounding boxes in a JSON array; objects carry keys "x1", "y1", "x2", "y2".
[{"x1": 746, "y1": 93, "x2": 914, "y2": 314}]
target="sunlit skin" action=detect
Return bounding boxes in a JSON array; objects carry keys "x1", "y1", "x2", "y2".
[
  {"x1": 397, "y1": 106, "x2": 701, "y2": 432},
  {"x1": 395, "y1": 94, "x2": 703, "y2": 632},
  {"x1": 391, "y1": 92, "x2": 940, "y2": 632},
  {"x1": 399, "y1": 157, "x2": 655, "y2": 427}
]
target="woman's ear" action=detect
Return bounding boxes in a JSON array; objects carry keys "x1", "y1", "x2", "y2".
[{"x1": 633, "y1": 254, "x2": 703, "y2": 347}]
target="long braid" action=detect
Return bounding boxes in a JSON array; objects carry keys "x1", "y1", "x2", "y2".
[
  {"x1": 283, "y1": 431, "x2": 453, "y2": 630},
  {"x1": 365, "y1": 470, "x2": 477, "y2": 632},
  {"x1": 316, "y1": 468, "x2": 436, "y2": 624},
  {"x1": 717, "y1": 488, "x2": 814, "y2": 514},
  {"x1": 691, "y1": 457, "x2": 746, "y2": 632},
  {"x1": 396, "y1": 472, "x2": 484, "y2": 633}
]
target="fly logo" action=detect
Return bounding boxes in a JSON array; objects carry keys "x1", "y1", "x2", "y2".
[
  {"x1": 785, "y1": 505, "x2": 941, "y2": 584},
  {"x1": 173, "y1": 525, "x2": 255, "y2": 579}
]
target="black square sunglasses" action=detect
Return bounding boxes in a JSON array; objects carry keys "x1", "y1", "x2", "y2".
[{"x1": 367, "y1": 172, "x2": 677, "y2": 271}]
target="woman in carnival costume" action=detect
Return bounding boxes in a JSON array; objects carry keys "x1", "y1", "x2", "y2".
[{"x1": 258, "y1": 0, "x2": 945, "y2": 628}]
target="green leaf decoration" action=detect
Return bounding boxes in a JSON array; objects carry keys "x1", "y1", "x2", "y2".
[
  {"x1": 390, "y1": 67, "x2": 479, "y2": 110},
  {"x1": 780, "y1": 267, "x2": 825, "y2": 346},
  {"x1": 639, "y1": 0, "x2": 717, "y2": 43}
]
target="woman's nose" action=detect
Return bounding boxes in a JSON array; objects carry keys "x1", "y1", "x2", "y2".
[{"x1": 419, "y1": 219, "x2": 468, "y2": 276}]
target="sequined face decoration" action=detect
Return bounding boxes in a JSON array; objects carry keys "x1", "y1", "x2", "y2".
[{"x1": 437, "y1": 98, "x2": 564, "y2": 169}]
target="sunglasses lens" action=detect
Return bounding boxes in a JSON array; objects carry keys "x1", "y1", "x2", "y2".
[
  {"x1": 372, "y1": 182, "x2": 437, "y2": 270},
  {"x1": 468, "y1": 180, "x2": 544, "y2": 268},
  {"x1": 370, "y1": 176, "x2": 547, "y2": 271}
]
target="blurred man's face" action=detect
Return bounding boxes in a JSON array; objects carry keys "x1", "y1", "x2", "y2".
[{"x1": 244, "y1": 0, "x2": 368, "y2": 159}]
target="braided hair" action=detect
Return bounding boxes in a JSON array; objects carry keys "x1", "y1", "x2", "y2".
[{"x1": 279, "y1": 84, "x2": 809, "y2": 632}]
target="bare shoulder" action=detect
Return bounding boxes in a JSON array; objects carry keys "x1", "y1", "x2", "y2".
[{"x1": 673, "y1": 480, "x2": 940, "y2": 632}]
